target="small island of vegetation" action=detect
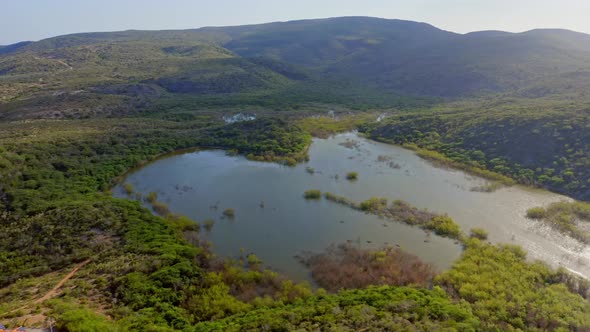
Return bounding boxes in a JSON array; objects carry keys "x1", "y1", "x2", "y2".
[
  {"x1": 526, "y1": 200, "x2": 590, "y2": 244},
  {"x1": 345, "y1": 171, "x2": 358, "y2": 181},
  {"x1": 223, "y1": 208, "x2": 236, "y2": 218},
  {"x1": 322, "y1": 193, "x2": 464, "y2": 240},
  {"x1": 303, "y1": 189, "x2": 322, "y2": 200}
]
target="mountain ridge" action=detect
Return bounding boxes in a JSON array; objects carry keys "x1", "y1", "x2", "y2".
[
  {"x1": 7, "y1": 16, "x2": 590, "y2": 47},
  {"x1": 3, "y1": 16, "x2": 590, "y2": 111}
]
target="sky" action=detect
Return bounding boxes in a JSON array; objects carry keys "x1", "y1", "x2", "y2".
[{"x1": 2, "y1": 0, "x2": 590, "y2": 45}]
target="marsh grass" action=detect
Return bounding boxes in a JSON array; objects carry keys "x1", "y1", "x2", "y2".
[
  {"x1": 526, "y1": 201, "x2": 590, "y2": 244},
  {"x1": 322, "y1": 193, "x2": 464, "y2": 240}
]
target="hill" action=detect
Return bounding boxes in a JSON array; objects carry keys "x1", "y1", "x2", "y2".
[
  {"x1": 212, "y1": 17, "x2": 590, "y2": 97},
  {"x1": 4, "y1": 16, "x2": 590, "y2": 119}
]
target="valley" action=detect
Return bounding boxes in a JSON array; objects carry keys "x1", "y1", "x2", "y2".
[{"x1": 1, "y1": 16, "x2": 590, "y2": 331}]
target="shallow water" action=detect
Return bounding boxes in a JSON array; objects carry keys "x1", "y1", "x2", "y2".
[{"x1": 114, "y1": 133, "x2": 590, "y2": 280}]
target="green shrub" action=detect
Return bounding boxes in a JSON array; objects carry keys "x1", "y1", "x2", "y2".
[
  {"x1": 436, "y1": 241, "x2": 590, "y2": 330},
  {"x1": 525, "y1": 201, "x2": 590, "y2": 243},
  {"x1": 345, "y1": 171, "x2": 358, "y2": 181},
  {"x1": 52, "y1": 301, "x2": 121, "y2": 332},
  {"x1": 247, "y1": 254, "x2": 263, "y2": 266},
  {"x1": 470, "y1": 227, "x2": 489, "y2": 240},
  {"x1": 146, "y1": 191, "x2": 158, "y2": 203},
  {"x1": 123, "y1": 183, "x2": 134, "y2": 196},
  {"x1": 194, "y1": 286, "x2": 481, "y2": 331},
  {"x1": 526, "y1": 207, "x2": 546, "y2": 219},
  {"x1": 203, "y1": 219, "x2": 215, "y2": 231},
  {"x1": 323, "y1": 192, "x2": 357, "y2": 208},
  {"x1": 426, "y1": 215, "x2": 462, "y2": 238},
  {"x1": 360, "y1": 197, "x2": 387, "y2": 212},
  {"x1": 151, "y1": 201, "x2": 171, "y2": 216},
  {"x1": 223, "y1": 208, "x2": 235, "y2": 218},
  {"x1": 303, "y1": 189, "x2": 322, "y2": 200}
]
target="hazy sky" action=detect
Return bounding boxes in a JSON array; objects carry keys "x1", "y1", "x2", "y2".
[{"x1": 2, "y1": 0, "x2": 590, "y2": 44}]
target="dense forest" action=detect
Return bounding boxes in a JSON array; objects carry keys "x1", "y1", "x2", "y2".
[{"x1": 1, "y1": 16, "x2": 590, "y2": 331}]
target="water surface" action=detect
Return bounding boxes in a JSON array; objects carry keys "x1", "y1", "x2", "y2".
[{"x1": 114, "y1": 133, "x2": 590, "y2": 280}]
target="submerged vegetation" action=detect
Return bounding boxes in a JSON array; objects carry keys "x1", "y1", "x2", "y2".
[
  {"x1": 222, "y1": 208, "x2": 236, "y2": 219},
  {"x1": 299, "y1": 243, "x2": 437, "y2": 292},
  {"x1": 146, "y1": 191, "x2": 158, "y2": 203},
  {"x1": 469, "y1": 181, "x2": 503, "y2": 193},
  {"x1": 345, "y1": 171, "x2": 358, "y2": 181},
  {"x1": 323, "y1": 193, "x2": 464, "y2": 241},
  {"x1": 303, "y1": 189, "x2": 322, "y2": 200},
  {"x1": 122, "y1": 182, "x2": 134, "y2": 196},
  {"x1": 148, "y1": 199, "x2": 172, "y2": 216},
  {"x1": 526, "y1": 200, "x2": 590, "y2": 244},
  {"x1": 323, "y1": 191, "x2": 357, "y2": 207},
  {"x1": 203, "y1": 219, "x2": 215, "y2": 232},
  {"x1": 359, "y1": 196, "x2": 388, "y2": 212},
  {"x1": 469, "y1": 227, "x2": 489, "y2": 240}
]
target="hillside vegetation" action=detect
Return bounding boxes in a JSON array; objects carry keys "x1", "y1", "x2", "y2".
[
  {"x1": 361, "y1": 98, "x2": 590, "y2": 200},
  {"x1": 5, "y1": 17, "x2": 590, "y2": 118}
]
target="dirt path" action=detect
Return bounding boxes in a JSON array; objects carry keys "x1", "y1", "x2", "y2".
[
  {"x1": 5, "y1": 259, "x2": 91, "y2": 318},
  {"x1": 33, "y1": 259, "x2": 91, "y2": 304}
]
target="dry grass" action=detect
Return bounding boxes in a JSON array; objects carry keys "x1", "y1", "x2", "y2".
[{"x1": 299, "y1": 243, "x2": 437, "y2": 292}]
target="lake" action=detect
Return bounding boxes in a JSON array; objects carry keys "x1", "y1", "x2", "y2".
[{"x1": 114, "y1": 132, "x2": 590, "y2": 281}]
